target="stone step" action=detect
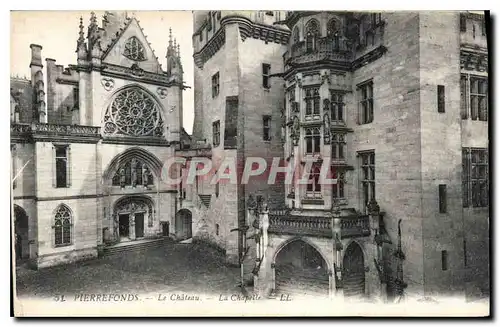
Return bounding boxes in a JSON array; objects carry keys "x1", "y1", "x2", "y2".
[
  {"x1": 102, "y1": 238, "x2": 170, "y2": 256},
  {"x1": 198, "y1": 194, "x2": 212, "y2": 208},
  {"x1": 343, "y1": 274, "x2": 365, "y2": 297}
]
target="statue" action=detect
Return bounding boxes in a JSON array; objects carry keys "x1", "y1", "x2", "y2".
[
  {"x1": 119, "y1": 168, "x2": 126, "y2": 189},
  {"x1": 142, "y1": 164, "x2": 150, "y2": 188},
  {"x1": 292, "y1": 116, "x2": 300, "y2": 146},
  {"x1": 323, "y1": 113, "x2": 331, "y2": 144}
]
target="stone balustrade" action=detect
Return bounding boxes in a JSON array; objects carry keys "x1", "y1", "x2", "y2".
[{"x1": 268, "y1": 210, "x2": 371, "y2": 239}]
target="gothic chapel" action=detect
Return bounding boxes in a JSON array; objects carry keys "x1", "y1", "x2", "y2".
[{"x1": 11, "y1": 11, "x2": 188, "y2": 268}]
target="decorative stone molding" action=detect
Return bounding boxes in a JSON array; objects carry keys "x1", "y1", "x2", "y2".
[
  {"x1": 157, "y1": 87, "x2": 168, "y2": 98},
  {"x1": 351, "y1": 45, "x2": 388, "y2": 70},
  {"x1": 461, "y1": 48, "x2": 488, "y2": 72},
  {"x1": 11, "y1": 122, "x2": 101, "y2": 144},
  {"x1": 193, "y1": 16, "x2": 290, "y2": 69},
  {"x1": 193, "y1": 28, "x2": 226, "y2": 69},
  {"x1": 101, "y1": 78, "x2": 115, "y2": 91}
]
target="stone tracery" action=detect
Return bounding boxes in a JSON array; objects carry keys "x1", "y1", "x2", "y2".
[
  {"x1": 112, "y1": 158, "x2": 154, "y2": 188},
  {"x1": 103, "y1": 87, "x2": 164, "y2": 137},
  {"x1": 123, "y1": 36, "x2": 146, "y2": 61}
]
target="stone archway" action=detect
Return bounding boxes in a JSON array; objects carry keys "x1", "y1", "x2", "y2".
[
  {"x1": 113, "y1": 196, "x2": 154, "y2": 242},
  {"x1": 175, "y1": 209, "x2": 192, "y2": 241},
  {"x1": 14, "y1": 205, "x2": 29, "y2": 262},
  {"x1": 343, "y1": 241, "x2": 366, "y2": 298},
  {"x1": 274, "y1": 238, "x2": 329, "y2": 298}
]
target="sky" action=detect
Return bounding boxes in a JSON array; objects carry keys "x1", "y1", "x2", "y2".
[{"x1": 10, "y1": 10, "x2": 195, "y2": 133}]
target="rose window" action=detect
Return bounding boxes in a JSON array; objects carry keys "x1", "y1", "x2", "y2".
[
  {"x1": 103, "y1": 87, "x2": 164, "y2": 137},
  {"x1": 123, "y1": 36, "x2": 146, "y2": 61}
]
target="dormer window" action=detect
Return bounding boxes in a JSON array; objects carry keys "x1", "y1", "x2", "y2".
[{"x1": 123, "y1": 36, "x2": 146, "y2": 61}]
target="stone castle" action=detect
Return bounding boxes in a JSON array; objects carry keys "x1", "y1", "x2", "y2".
[{"x1": 11, "y1": 11, "x2": 489, "y2": 302}]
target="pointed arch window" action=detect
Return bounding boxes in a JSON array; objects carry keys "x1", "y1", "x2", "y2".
[
  {"x1": 327, "y1": 19, "x2": 341, "y2": 50},
  {"x1": 305, "y1": 19, "x2": 320, "y2": 52},
  {"x1": 103, "y1": 87, "x2": 164, "y2": 137},
  {"x1": 123, "y1": 36, "x2": 147, "y2": 61},
  {"x1": 112, "y1": 159, "x2": 154, "y2": 188},
  {"x1": 54, "y1": 205, "x2": 72, "y2": 247}
]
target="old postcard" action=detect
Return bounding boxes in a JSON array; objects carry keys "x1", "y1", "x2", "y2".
[{"x1": 10, "y1": 10, "x2": 490, "y2": 317}]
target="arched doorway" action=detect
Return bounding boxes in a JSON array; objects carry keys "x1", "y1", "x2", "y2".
[
  {"x1": 14, "y1": 205, "x2": 29, "y2": 262},
  {"x1": 175, "y1": 209, "x2": 192, "y2": 241},
  {"x1": 343, "y1": 242, "x2": 366, "y2": 298},
  {"x1": 274, "y1": 239, "x2": 329, "y2": 298},
  {"x1": 113, "y1": 196, "x2": 154, "y2": 242}
]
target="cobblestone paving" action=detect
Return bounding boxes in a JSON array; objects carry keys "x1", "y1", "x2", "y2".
[{"x1": 15, "y1": 243, "x2": 242, "y2": 300}]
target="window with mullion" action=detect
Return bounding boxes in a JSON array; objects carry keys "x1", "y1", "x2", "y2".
[
  {"x1": 471, "y1": 149, "x2": 488, "y2": 207},
  {"x1": 470, "y1": 77, "x2": 488, "y2": 121},
  {"x1": 55, "y1": 145, "x2": 69, "y2": 188},
  {"x1": 306, "y1": 164, "x2": 322, "y2": 198},
  {"x1": 332, "y1": 133, "x2": 346, "y2": 161},
  {"x1": 332, "y1": 170, "x2": 345, "y2": 200},
  {"x1": 358, "y1": 82, "x2": 373, "y2": 124},
  {"x1": 305, "y1": 128, "x2": 321, "y2": 154},
  {"x1": 304, "y1": 88, "x2": 320, "y2": 116},
  {"x1": 463, "y1": 148, "x2": 489, "y2": 208},
  {"x1": 54, "y1": 204, "x2": 72, "y2": 247},
  {"x1": 330, "y1": 92, "x2": 344, "y2": 123},
  {"x1": 360, "y1": 151, "x2": 375, "y2": 211}
]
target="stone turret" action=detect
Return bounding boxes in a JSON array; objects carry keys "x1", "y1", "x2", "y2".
[
  {"x1": 29, "y1": 44, "x2": 46, "y2": 123},
  {"x1": 76, "y1": 16, "x2": 88, "y2": 65},
  {"x1": 165, "y1": 28, "x2": 183, "y2": 82}
]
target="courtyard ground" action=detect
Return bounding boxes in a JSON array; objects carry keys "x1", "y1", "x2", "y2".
[{"x1": 15, "y1": 242, "x2": 242, "y2": 300}]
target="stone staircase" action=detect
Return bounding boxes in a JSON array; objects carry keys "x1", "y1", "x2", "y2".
[
  {"x1": 102, "y1": 238, "x2": 171, "y2": 256},
  {"x1": 343, "y1": 272, "x2": 366, "y2": 298},
  {"x1": 198, "y1": 194, "x2": 212, "y2": 208},
  {"x1": 275, "y1": 265, "x2": 329, "y2": 298}
]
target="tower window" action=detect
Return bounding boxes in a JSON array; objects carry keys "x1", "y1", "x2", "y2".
[
  {"x1": 262, "y1": 63, "x2": 271, "y2": 89},
  {"x1": 360, "y1": 151, "x2": 375, "y2": 212},
  {"x1": 438, "y1": 85, "x2": 445, "y2": 113},
  {"x1": 439, "y1": 184, "x2": 447, "y2": 213},
  {"x1": 460, "y1": 14, "x2": 467, "y2": 32},
  {"x1": 357, "y1": 81, "x2": 374, "y2": 124},
  {"x1": 212, "y1": 72, "x2": 220, "y2": 98},
  {"x1": 212, "y1": 120, "x2": 220, "y2": 146},
  {"x1": 263, "y1": 115, "x2": 271, "y2": 141},
  {"x1": 441, "y1": 250, "x2": 448, "y2": 271}
]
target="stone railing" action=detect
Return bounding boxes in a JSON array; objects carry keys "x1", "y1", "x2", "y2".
[
  {"x1": 10, "y1": 123, "x2": 32, "y2": 135},
  {"x1": 31, "y1": 123, "x2": 101, "y2": 136},
  {"x1": 284, "y1": 37, "x2": 353, "y2": 66},
  {"x1": 268, "y1": 214, "x2": 332, "y2": 237},
  {"x1": 340, "y1": 216, "x2": 370, "y2": 238},
  {"x1": 11, "y1": 122, "x2": 101, "y2": 139},
  {"x1": 268, "y1": 211, "x2": 371, "y2": 239}
]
